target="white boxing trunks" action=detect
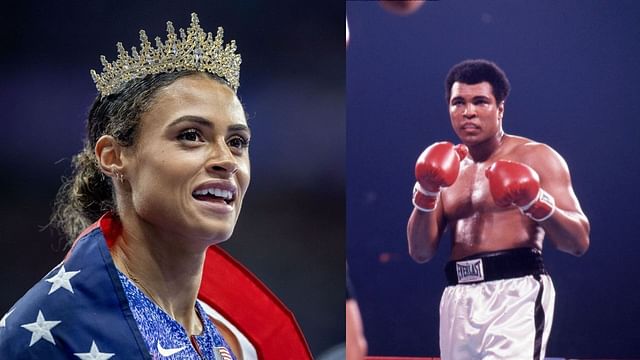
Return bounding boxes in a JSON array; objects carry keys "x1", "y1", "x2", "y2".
[{"x1": 439, "y1": 248, "x2": 555, "y2": 360}]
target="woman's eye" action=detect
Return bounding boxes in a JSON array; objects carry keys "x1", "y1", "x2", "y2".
[
  {"x1": 178, "y1": 129, "x2": 204, "y2": 142},
  {"x1": 228, "y1": 136, "x2": 250, "y2": 149}
]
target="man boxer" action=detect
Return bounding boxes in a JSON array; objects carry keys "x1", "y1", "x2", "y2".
[{"x1": 407, "y1": 59, "x2": 590, "y2": 359}]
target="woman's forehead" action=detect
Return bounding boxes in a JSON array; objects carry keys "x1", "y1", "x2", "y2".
[{"x1": 145, "y1": 75, "x2": 247, "y2": 126}]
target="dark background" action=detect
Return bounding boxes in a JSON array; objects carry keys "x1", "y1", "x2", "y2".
[
  {"x1": 347, "y1": 0, "x2": 639, "y2": 358},
  {"x1": 0, "y1": 0, "x2": 344, "y2": 356}
]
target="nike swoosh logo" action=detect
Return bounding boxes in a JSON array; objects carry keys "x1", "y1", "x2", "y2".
[{"x1": 157, "y1": 340, "x2": 186, "y2": 357}]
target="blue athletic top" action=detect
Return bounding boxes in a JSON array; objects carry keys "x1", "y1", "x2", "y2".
[{"x1": 118, "y1": 270, "x2": 236, "y2": 359}]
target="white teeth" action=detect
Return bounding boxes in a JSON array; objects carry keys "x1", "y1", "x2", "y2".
[
  {"x1": 222, "y1": 190, "x2": 232, "y2": 200},
  {"x1": 194, "y1": 187, "x2": 233, "y2": 200}
]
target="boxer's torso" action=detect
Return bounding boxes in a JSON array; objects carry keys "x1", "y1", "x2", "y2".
[{"x1": 442, "y1": 135, "x2": 545, "y2": 260}]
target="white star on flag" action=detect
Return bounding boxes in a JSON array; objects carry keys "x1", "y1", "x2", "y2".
[
  {"x1": 20, "y1": 310, "x2": 61, "y2": 346},
  {"x1": 46, "y1": 265, "x2": 81, "y2": 295},
  {"x1": 0, "y1": 308, "x2": 15, "y2": 328},
  {"x1": 74, "y1": 341, "x2": 115, "y2": 360}
]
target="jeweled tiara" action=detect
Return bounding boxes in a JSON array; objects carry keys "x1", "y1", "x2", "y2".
[{"x1": 90, "y1": 13, "x2": 241, "y2": 97}]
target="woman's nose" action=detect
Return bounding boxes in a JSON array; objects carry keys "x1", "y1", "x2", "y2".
[{"x1": 207, "y1": 144, "x2": 238, "y2": 177}]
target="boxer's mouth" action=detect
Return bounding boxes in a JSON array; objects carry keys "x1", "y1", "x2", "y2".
[{"x1": 461, "y1": 123, "x2": 480, "y2": 130}]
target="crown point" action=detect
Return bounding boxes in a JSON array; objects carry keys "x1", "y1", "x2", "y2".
[
  {"x1": 139, "y1": 30, "x2": 149, "y2": 43},
  {"x1": 116, "y1": 42, "x2": 128, "y2": 57},
  {"x1": 166, "y1": 21, "x2": 176, "y2": 36}
]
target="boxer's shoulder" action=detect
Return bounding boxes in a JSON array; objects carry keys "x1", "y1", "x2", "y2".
[
  {"x1": 501, "y1": 137, "x2": 569, "y2": 182},
  {"x1": 503, "y1": 135, "x2": 540, "y2": 153},
  {"x1": 501, "y1": 136, "x2": 560, "y2": 164}
]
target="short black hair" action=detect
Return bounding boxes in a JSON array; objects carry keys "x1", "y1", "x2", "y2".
[{"x1": 444, "y1": 59, "x2": 511, "y2": 104}]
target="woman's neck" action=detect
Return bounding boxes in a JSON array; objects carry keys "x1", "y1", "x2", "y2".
[{"x1": 109, "y1": 213, "x2": 207, "y2": 336}]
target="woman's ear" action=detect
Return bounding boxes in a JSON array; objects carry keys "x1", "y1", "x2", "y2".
[{"x1": 95, "y1": 135, "x2": 125, "y2": 181}]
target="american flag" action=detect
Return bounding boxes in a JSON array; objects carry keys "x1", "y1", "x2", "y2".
[
  {"x1": 0, "y1": 223, "x2": 151, "y2": 359},
  {"x1": 1, "y1": 214, "x2": 312, "y2": 359}
]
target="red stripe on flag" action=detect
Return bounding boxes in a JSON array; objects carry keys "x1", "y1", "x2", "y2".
[{"x1": 199, "y1": 246, "x2": 312, "y2": 359}]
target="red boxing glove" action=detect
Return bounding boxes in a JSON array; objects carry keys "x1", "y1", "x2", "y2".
[
  {"x1": 485, "y1": 160, "x2": 556, "y2": 221},
  {"x1": 413, "y1": 142, "x2": 468, "y2": 212}
]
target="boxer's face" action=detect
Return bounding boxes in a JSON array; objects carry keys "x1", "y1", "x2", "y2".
[{"x1": 449, "y1": 81, "x2": 504, "y2": 146}]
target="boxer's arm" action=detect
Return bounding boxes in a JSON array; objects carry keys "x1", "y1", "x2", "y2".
[
  {"x1": 346, "y1": 299, "x2": 367, "y2": 360},
  {"x1": 407, "y1": 142, "x2": 465, "y2": 262},
  {"x1": 407, "y1": 198, "x2": 446, "y2": 263},
  {"x1": 523, "y1": 143, "x2": 590, "y2": 256}
]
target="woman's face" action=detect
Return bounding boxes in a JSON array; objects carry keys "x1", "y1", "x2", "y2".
[{"x1": 123, "y1": 74, "x2": 250, "y2": 246}]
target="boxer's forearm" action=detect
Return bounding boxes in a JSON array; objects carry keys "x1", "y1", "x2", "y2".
[
  {"x1": 541, "y1": 209, "x2": 590, "y2": 256},
  {"x1": 407, "y1": 208, "x2": 442, "y2": 263},
  {"x1": 346, "y1": 300, "x2": 367, "y2": 360}
]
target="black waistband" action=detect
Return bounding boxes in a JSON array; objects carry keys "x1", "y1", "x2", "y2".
[{"x1": 445, "y1": 247, "x2": 547, "y2": 286}]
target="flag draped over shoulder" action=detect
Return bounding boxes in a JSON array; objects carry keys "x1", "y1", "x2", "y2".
[
  {"x1": 0, "y1": 215, "x2": 311, "y2": 359},
  {"x1": 0, "y1": 222, "x2": 151, "y2": 359}
]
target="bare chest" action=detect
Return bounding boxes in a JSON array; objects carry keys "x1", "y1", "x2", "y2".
[{"x1": 441, "y1": 162, "x2": 494, "y2": 219}]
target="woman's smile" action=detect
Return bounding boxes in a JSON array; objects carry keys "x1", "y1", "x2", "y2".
[{"x1": 192, "y1": 179, "x2": 237, "y2": 214}]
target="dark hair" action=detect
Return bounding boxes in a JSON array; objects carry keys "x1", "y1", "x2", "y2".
[
  {"x1": 51, "y1": 70, "x2": 229, "y2": 242},
  {"x1": 444, "y1": 59, "x2": 511, "y2": 104}
]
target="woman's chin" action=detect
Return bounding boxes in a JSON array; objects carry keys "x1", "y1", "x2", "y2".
[{"x1": 193, "y1": 223, "x2": 235, "y2": 246}]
